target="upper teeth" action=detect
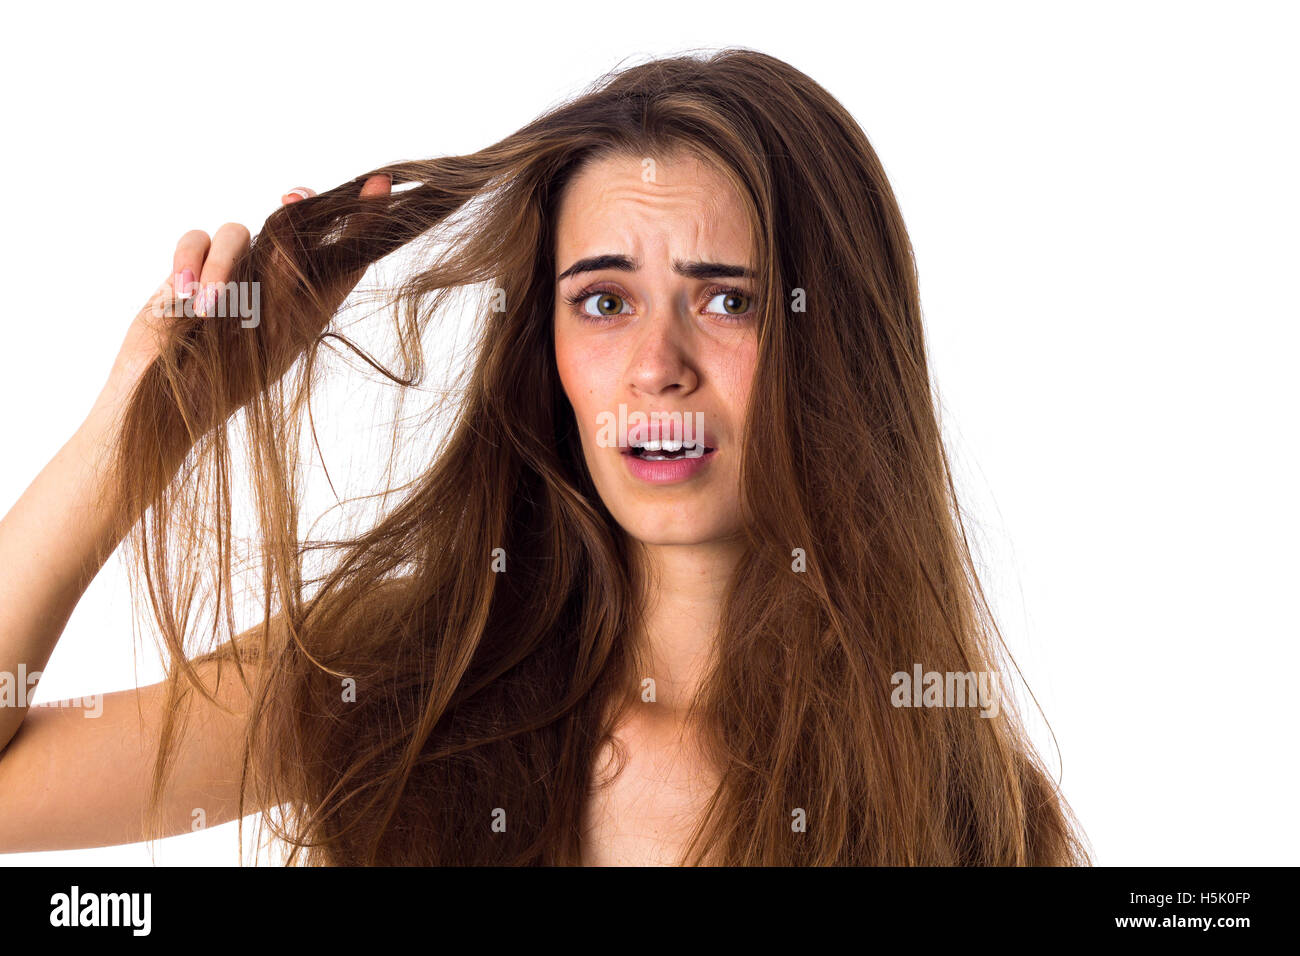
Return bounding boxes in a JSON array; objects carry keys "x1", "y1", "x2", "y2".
[{"x1": 633, "y1": 439, "x2": 700, "y2": 451}]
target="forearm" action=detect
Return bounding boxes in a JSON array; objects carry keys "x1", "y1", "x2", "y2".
[{"x1": 0, "y1": 395, "x2": 136, "y2": 751}]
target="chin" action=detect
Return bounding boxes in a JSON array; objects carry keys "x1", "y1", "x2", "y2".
[
  {"x1": 584, "y1": 458, "x2": 743, "y2": 548},
  {"x1": 622, "y1": 525, "x2": 719, "y2": 547},
  {"x1": 606, "y1": 505, "x2": 741, "y2": 549}
]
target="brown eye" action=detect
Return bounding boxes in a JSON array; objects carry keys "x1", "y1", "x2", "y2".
[
  {"x1": 594, "y1": 292, "x2": 624, "y2": 315},
  {"x1": 575, "y1": 291, "x2": 628, "y2": 317},
  {"x1": 706, "y1": 290, "x2": 752, "y2": 316}
]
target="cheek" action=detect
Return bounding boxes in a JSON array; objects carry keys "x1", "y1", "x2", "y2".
[
  {"x1": 554, "y1": 327, "x2": 622, "y2": 421},
  {"x1": 710, "y1": 337, "x2": 759, "y2": 418},
  {"x1": 553, "y1": 326, "x2": 589, "y2": 412}
]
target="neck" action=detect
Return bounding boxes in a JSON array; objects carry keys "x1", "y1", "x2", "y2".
[{"x1": 626, "y1": 535, "x2": 744, "y2": 721}]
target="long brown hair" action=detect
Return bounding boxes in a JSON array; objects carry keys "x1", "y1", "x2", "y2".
[{"x1": 117, "y1": 47, "x2": 1090, "y2": 865}]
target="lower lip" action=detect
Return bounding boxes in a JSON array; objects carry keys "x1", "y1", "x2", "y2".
[{"x1": 622, "y1": 449, "x2": 716, "y2": 484}]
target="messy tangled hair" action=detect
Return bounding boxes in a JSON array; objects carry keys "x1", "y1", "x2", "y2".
[{"x1": 116, "y1": 48, "x2": 1090, "y2": 865}]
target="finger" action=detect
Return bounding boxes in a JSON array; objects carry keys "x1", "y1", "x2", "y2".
[
  {"x1": 195, "y1": 222, "x2": 252, "y2": 317},
  {"x1": 172, "y1": 229, "x2": 211, "y2": 300},
  {"x1": 281, "y1": 186, "x2": 316, "y2": 205},
  {"x1": 280, "y1": 176, "x2": 388, "y2": 205},
  {"x1": 359, "y1": 173, "x2": 391, "y2": 199}
]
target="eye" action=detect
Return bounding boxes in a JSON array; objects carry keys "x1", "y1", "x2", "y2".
[
  {"x1": 704, "y1": 287, "x2": 754, "y2": 318},
  {"x1": 587, "y1": 292, "x2": 628, "y2": 316},
  {"x1": 566, "y1": 287, "x2": 632, "y2": 319}
]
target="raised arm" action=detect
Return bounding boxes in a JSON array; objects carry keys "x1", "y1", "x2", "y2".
[{"x1": 0, "y1": 176, "x2": 391, "y2": 852}]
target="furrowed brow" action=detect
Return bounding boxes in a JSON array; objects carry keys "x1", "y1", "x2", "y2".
[
  {"x1": 556, "y1": 254, "x2": 636, "y2": 282},
  {"x1": 671, "y1": 259, "x2": 755, "y2": 280},
  {"x1": 556, "y1": 254, "x2": 754, "y2": 282}
]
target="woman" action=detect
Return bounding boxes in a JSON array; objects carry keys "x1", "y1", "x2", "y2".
[{"x1": 0, "y1": 48, "x2": 1089, "y2": 865}]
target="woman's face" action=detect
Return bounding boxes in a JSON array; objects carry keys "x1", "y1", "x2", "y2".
[{"x1": 553, "y1": 151, "x2": 758, "y2": 547}]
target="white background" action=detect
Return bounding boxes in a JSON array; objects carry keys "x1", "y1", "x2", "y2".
[{"x1": 0, "y1": 0, "x2": 1295, "y2": 865}]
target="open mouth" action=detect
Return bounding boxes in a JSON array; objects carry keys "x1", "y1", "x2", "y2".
[
  {"x1": 624, "y1": 438, "x2": 715, "y2": 461},
  {"x1": 616, "y1": 413, "x2": 717, "y2": 483}
]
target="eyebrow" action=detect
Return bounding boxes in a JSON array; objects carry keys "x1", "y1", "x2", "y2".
[{"x1": 556, "y1": 254, "x2": 755, "y2": 282}]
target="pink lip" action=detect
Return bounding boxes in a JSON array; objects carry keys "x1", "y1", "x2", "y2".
[
  {"x1": 622, "y1": 447, "x2": 716, "y2": 484},
  {"x1": 619, "y1": 411, "x2": 716, "y2": 485}
]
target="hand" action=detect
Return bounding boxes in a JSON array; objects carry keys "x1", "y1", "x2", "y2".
[{"x1": 94, "y1": 174, "x2": 393, "y2": 419}]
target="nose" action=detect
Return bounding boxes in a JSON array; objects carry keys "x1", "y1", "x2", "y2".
[{"x1": 626, "y1": 307, "x2": 699, "y2": 398}]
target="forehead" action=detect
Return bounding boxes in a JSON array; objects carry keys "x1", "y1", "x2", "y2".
[{"x1": 554, "y1": 151, "x2": 752, "y2": 265}]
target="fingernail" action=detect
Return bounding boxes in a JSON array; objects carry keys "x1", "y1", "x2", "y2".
[
  {"x1": 195, "y1": 283, "x2": 209, "y2": 317},
  {"x1": 175, "y1": 267, "x2": 196, "y2": 299},
  {"x1": 286, "y1": 187, "x2": 314, "y2": 201}
]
